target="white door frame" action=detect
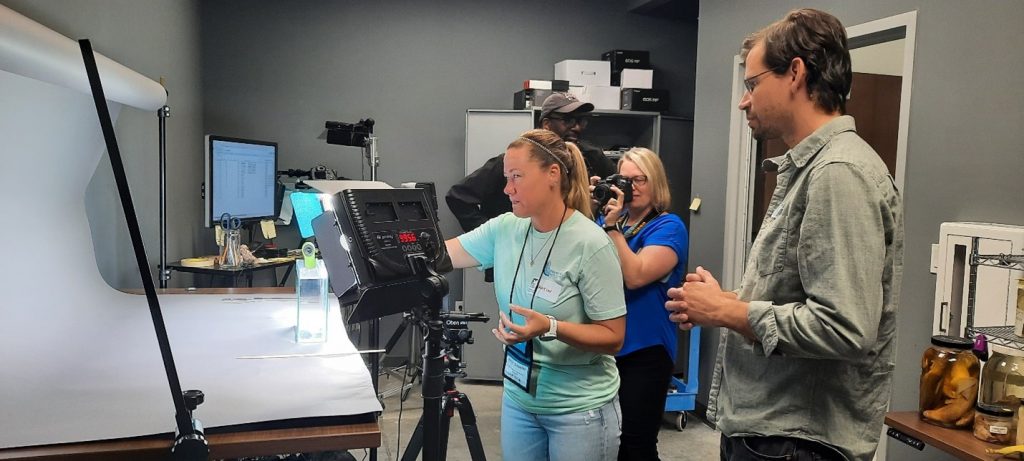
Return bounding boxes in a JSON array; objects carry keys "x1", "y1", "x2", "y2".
[
  {"x1": 721, "y1": 54, "x2": 756, "y2": 290},
  {"x1": 721, "y1": 11, "x2": 918, "y2": 289}
]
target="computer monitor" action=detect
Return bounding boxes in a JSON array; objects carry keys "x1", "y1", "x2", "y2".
[{"x1": 204, "y1": 135, "x2": 279, "y2": 227}]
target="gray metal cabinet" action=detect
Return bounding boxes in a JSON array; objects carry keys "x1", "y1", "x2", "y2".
[{"x1": 461, "y1": 110, "x2": 534, "y2": 380}]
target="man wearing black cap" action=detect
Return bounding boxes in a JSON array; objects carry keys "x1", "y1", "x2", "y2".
[{"x1": 446, "y1": 92, "x2": 616, "y2": 233}]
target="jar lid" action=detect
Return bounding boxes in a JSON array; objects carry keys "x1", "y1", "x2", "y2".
[
  {"x1": 930, "y1": 335, "x2": 973, "y2": 350},
  {"x1": 976, "y1": 403, "x2": 1015, "y2": 417}
]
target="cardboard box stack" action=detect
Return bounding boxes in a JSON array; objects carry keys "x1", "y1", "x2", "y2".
[
  {"x1": 553, "y1": 60, "x2": 619, "y2": 110},
  {"x1": 511, "y1": 50, "x2": 669, "y2": 113},
  {"x1": 602, "y1": 49, "x2": 669, "y2": 113},
  {"x1": 513, "y1": 79, "x2": 569, "y2": 110}
]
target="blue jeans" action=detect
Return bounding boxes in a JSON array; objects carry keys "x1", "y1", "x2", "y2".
[{"x1": 501, "y1": 395, "x2": 622, "y2": 461}]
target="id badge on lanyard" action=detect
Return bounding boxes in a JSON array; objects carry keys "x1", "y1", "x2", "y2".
[
  {"x1": 502, "y1": 340, "x2": 533, "y2": 392},
  {"x1": 503, "y1": 211, "x2": 566, "y2": 394}
]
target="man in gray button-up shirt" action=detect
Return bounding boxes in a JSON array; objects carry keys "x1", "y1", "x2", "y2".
[{"x1": 666, "y1": 9, "x2": 904, "y2": 461}]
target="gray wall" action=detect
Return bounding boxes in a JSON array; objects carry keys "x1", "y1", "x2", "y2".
[
  {"x1": 691, "y1": 1, "x2": 1024, "y2": 459},
  {"x1": 1, "y1": 0, "x2": 204, "y2": 289},
  {"x1": 199, "y1": 0, "x2": 698, "y2": 296}
]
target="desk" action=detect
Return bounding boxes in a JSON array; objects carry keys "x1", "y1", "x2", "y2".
[
  {"x1": 884, "y1": 411, "x2": 1010, "y2": 460},
  {"x1": 168, "y1": 257, "x2": 297, "y2": 287},
  {"x1": 1, "y1": 288, "x2": 381, "y2": 457},
  {"x1": 0, "y1": 288, "x2": 380, "y2": 460},
  {"x1": 0, "y1": 420, "x2": 379, "y2": 460}
]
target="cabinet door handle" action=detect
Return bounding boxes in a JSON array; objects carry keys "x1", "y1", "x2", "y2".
[{"x1": 939, "y1": 301, "x2": 949, "y2": 333}]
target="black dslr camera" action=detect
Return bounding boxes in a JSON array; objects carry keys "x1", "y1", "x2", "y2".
[
  {"x1": 592, "y1": 174, "x2": 633, "y2": 208},
  {"x1": 325, "y1": 118, "x2": 374, "y2": 146}
]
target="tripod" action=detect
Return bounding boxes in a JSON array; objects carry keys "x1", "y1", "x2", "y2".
[
  {"x1": 377, "y1": 312, "x2": 423, "y2": 401},
  {"x1": 401, "y1": 312, "x2": 489, "y2": 461}
]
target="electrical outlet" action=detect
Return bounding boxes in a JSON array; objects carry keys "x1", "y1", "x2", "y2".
[{"x1": 455, "y1": 301, "x2": 464, "y2": 312}]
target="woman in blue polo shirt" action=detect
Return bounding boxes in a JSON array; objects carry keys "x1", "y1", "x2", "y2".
[
  {"x1": 595, "y1": 147, "x2": 688, "y2": 461},
  {"x1": 446, "y1": 129, "x2": 627, "y2": 461}
]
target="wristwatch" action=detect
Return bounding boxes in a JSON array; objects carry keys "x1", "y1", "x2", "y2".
[
  {"x1": 539, "y1": 315, "x2": 558, "y2": 342},
  {"x1": 602, "y1": 222, "x2": 620, "y2": 233}
]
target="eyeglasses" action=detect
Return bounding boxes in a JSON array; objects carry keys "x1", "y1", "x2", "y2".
[
  {"x1": 548, "y1": 115, "x2": 589, "y2": 129},
  {"x1": 743, "y1": 67, "x2": 781, "y2": 93},
  {"x1": 622, "y1": 175, "x2": 648, "y2": 186}
]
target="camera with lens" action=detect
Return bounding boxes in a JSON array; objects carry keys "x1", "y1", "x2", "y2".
[
  {"x1": 325, "y1": 118, "x2": 375, "y2": 146},
  {"x1": 592, "y1": 174, "x2": 633, "y2": 208}
]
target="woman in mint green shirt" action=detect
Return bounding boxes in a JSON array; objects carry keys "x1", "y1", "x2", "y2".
[{"x1": 446, "y1": 129, "x2": 627, "y2": 461}]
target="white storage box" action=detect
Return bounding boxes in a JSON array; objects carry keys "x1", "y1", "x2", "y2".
[
  {"x1": 567, "y1": 85, "x2": 585, "y2": 101},
  {"x1": 578, "y1": 85, "x2": 621, "y2": 110},
  {"x1": 555, "y1": 60, "x2": 611, "y2": 86},
  {"x1": 620, "y1": 68, "x2": 654, "y2": 89}
]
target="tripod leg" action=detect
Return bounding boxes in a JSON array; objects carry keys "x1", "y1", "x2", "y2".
[
  {"x1": 400, "y1": 413, "x2": 426, "y2": 461},
  {"x1": 382, "y1": 316, "x2": 410, "y2": 356},
  {"x1": 454, "y1": 393, "x2": 488, "y2": 461},
  {"x1": 439, "y1": 394, "x2": 453, "y2": 461}
]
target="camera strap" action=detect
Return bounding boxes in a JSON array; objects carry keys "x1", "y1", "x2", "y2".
[{"x1": 618, "y1": 208, "x2": 661, "y2": 239}]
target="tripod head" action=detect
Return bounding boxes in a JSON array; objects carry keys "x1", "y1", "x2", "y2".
[
  {"x1": 440, "y1": 312, "x2": 489, "y2": 346},
  {"x1": 437, "y1": 312, "x2": 489, "y2": 382}
]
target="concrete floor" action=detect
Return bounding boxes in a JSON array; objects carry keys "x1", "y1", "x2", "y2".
[{"x1": 361, "y1": 379, "x2": 721, "y2": 461}]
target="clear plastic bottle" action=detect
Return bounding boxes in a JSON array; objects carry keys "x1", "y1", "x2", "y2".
[{"x1": 296, "y1": 244, "x2": 329, "y2": 343}]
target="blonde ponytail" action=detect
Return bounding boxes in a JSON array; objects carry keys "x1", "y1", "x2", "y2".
[{"x1": 563, "y1": 142, "x2": 593, "y2": 219}]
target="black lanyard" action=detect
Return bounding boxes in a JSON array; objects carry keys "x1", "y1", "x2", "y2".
[
  {"x1": 509, "y1": 206, "x2": 567, "y2": 310},
  {"x1": 618, "y1": 208, "x2": 660, "y2": 239}
]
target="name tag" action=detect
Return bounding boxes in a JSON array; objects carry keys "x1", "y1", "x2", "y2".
[
  {"x1": 529, "y1": 276, "x2": 563, "y2": 303},
  {"x1": 503, "y1": 343, "x2": 533, "y2": 392}
]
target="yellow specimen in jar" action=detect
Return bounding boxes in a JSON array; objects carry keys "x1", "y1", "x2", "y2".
[
  {"x1": 920, "y1": 346, "x2": 947, "y2": 410},
  {"x1": 922, "y1": 350, "x2": 980, "y2": 427}
]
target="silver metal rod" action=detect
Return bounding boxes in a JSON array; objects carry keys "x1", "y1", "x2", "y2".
[{"x1": 367, "y1": 136, "x2": 380, "y2": 181}]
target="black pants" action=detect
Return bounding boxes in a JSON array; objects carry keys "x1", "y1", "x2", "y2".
[
  {"x1": 616, "y1": 345, "x2": 674, "y2": 461},
  {"x1": 720, "y1": 435, "x2": 846, "y2": 461}
]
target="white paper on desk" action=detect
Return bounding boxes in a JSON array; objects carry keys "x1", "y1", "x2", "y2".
[
  {"x1": 238, "y1": 349, "x2": 385, "y2": 359},
  {"x1": 279, "y1": 190, "x2": 294, "y2": 225}
]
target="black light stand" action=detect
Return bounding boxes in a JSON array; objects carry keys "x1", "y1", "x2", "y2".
[
  {"x1": 401, "y1": 310, "x2": 489, "y2": 461},
  {"x1": 158, "y1": 100, "x2": 170, "y2": 288},
  {"x1": 377, "y1": 312, "x2": 422, "y2": 401},
  {"x1": 334, "y1": 258, "x2": 453, "y2": 461},
  {"x1": 409, "y1": 255, "x2": 448, "y2": 461},
  {"x1": 79, "y1": 39, "x2": 207, "y2": 460},
  {"x1": 323, "y1": 119, "x2": 387, "y2": 461},
  {"x1": 319, "y1": 186, "x2": 457, "y2": 461}
]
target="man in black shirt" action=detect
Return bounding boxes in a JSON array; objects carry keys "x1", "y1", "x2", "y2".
[{"x1": 446, "y1": 92, "x2": 616, "y2": 232}]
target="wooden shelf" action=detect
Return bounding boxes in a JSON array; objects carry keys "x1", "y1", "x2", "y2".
[{"x1": 884, "y1": 411, "x2": 1009, "y2": 460}]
